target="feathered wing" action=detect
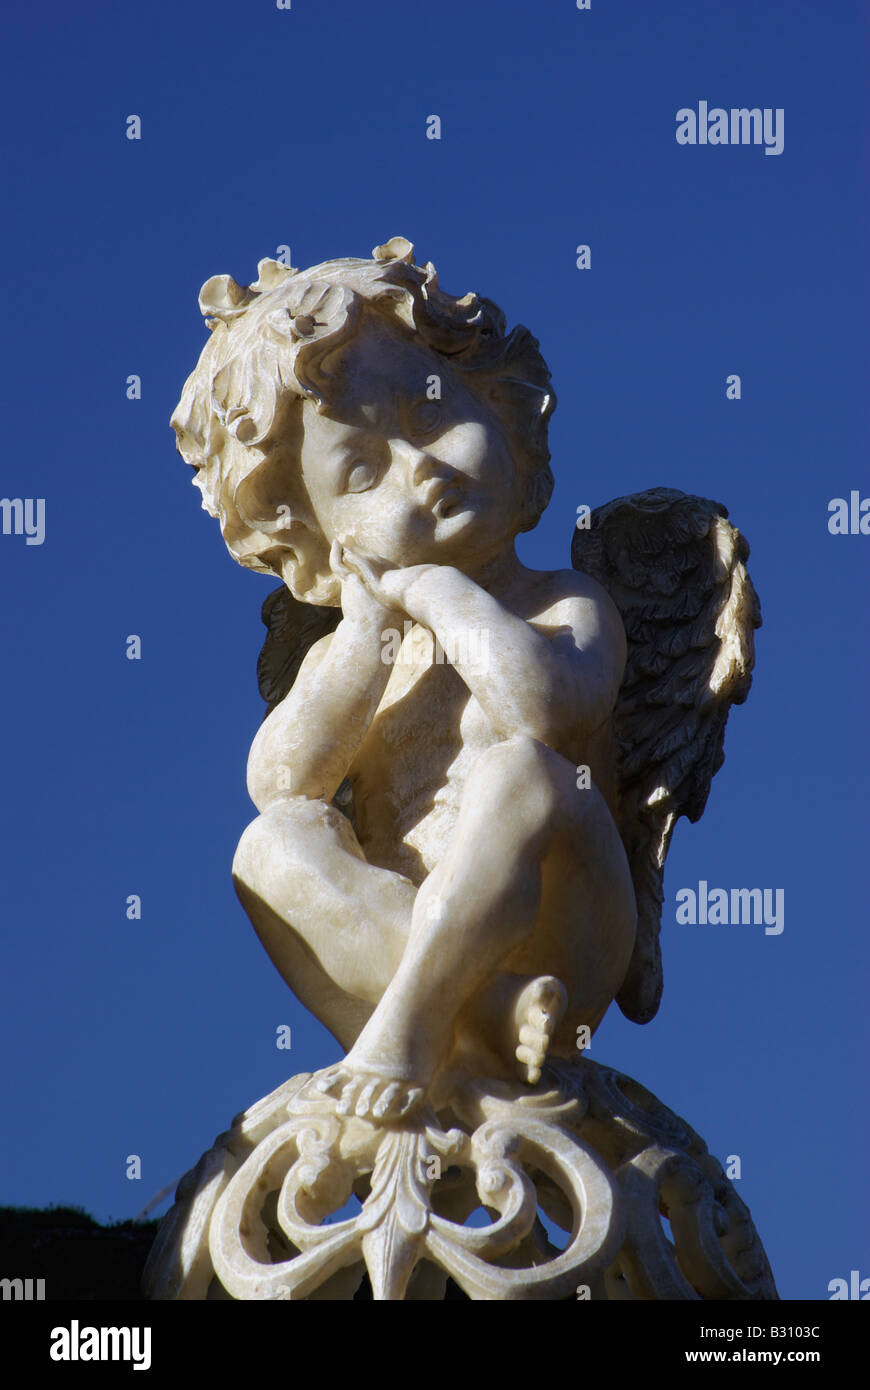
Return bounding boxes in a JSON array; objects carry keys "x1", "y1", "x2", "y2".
[
  {"x1": 571, "y1": 488, "x2": 761, "y2": 1024},
  {"x1": 257, "y1": 585, "x2": 341, "y2": 717}
]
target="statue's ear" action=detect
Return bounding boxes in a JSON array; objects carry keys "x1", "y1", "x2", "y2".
[
  {"x1": 255, "y1": 515, "x2": 340, "y2": 608},
  {"x1": 523, "y1": 466, "x2": 554, "y2": 530},
  {"x1": 233, "y1": 463, "x2": 340, "y2": 607}
]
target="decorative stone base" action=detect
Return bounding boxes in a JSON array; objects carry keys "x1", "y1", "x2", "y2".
[{"x1": 142, "y1": 1057, "x2": 778, "y2": 1301}]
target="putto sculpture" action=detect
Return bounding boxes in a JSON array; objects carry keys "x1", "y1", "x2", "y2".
[{"x1": 144, "y1": 237, "x2": 777, "y2": 1301}]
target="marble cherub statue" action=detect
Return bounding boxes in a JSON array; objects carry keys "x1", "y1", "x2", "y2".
[
  {"x1": 171, "y1": 236, "x2": 760, "y2": 1129},
  {"x1": 145, "y1": 237, "x2": 775, "y2": 1301}
]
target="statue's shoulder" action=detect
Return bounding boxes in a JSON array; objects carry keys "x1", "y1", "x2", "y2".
[{"x1": 524, "y1": 566, "x2": 626, "y2": 647}]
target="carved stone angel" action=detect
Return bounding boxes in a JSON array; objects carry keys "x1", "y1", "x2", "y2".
[{"x1": 149, "y1": 239, "x2": 769, "y2": 1301}]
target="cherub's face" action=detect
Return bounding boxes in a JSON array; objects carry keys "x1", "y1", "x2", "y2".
[{"x1": 297, "y1": 313, "x2": 524, "y2": 572}]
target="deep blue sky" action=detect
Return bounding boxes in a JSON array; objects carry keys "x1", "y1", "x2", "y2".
[{"x1": 1, "y1": 0, "x2": 867, "y2": 1301}]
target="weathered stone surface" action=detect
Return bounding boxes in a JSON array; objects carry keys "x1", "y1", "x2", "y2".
[
  {"x1": 143, "y1": 1059, "x2": 777, "y2": 1301},
  {"x1": 149, "y1": 239, "x2": 770, "y2": 1300}
]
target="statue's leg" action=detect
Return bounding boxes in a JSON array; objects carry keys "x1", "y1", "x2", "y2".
[
  {"x1": 232, "y1": 796, "x2": 417, "y2": 1052},
  {"x1": 321, "y1": 734, "x2": 636, "y2": 1120}
]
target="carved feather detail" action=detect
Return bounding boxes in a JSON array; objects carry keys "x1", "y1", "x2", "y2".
[
  {"x1": 257, "y1": 586, "x2": 341, "y2": 718},
  {"x1": 572, "y1": 488, "x2": 761, "y2": 1025}
]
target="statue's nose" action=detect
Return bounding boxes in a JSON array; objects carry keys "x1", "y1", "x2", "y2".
[{"x1": 400, "y1": 443, "x2": 452, "y2": 490}]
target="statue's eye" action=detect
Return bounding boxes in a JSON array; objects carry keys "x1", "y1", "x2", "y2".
[
  {"x1": 409, "y1": 400, "x2": 442, "y2": 438},
  {"x1": 344, "y1": 461, "x2": 378, "y2": 493}
]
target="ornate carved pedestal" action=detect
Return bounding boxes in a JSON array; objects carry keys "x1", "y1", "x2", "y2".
[{"x1": 143, "y1": 1057, "x2": 777, "y2": 1301}]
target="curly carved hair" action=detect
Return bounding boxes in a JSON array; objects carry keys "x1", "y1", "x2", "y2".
[{"x1": 172, "y1": 237, "x2": 556, "y2": 605}]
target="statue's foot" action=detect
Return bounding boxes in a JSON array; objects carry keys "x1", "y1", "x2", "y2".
[
  {"x1": 314, "y1": 1060, "x2": 425, "y2": 1123},
  {"x1": 512, "y1": 975, "x2": 568, "y2": 1084}
]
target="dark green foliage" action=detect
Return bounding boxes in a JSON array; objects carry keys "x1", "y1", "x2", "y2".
[{"x1": 0, "y1": 1206, "x2": 158, "y2": 1301}]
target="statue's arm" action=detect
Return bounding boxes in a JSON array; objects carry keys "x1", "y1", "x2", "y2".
[
  {"x1": 399, "y1": 567, "x2": 626, "y2": 750},
  {"x1": 246, "y1": 602, "x2": 393, "y2": 812}
]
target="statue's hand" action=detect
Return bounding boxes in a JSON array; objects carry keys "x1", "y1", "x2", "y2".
[
  {"x1": 329, "y1": 541, "x2": 404, "y2": 628},
  {"x1": 336, "y1": 544, "x2": 444, "y2": 613}
]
